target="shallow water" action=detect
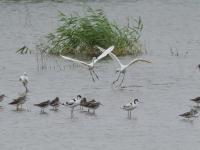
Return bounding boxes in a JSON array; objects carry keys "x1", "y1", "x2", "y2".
[{"x1": 0, "y1": 0, "x2": 200, "y2": 149}]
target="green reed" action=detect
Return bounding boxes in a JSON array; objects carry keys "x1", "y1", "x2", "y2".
[{"x1": 45, "y1": 8, "x2": 143, "y2": 57}]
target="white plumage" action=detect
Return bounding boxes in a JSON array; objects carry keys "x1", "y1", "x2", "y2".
[
  {"x1": 19, "y1": 72, "x2": 29, "y2": 92},
  {"x1": 121, "y1": 99, "x2": 140, "y2": 118},
  {"x1": 61, "y1": 46, "x2": 114, "y2": 82},
  {"x1": 97, "y1": 46, "x2": 151, "y2": 86}
]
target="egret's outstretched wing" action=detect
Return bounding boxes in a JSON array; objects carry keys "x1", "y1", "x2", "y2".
[
  {"x1": 93, "y1": 46, "x2": 114, "y2": 64},
  {"x1": 127, "y1": 58, "x2": 151, "y2": 68},
  {"x1": 60, "y1": 55, "x2": 90, "y2": 67},
  {"x1": 96, "y1": 46, "x2": 123, "y2": 67}
]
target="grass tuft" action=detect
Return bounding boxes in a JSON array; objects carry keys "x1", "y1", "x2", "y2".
[{"x1": 42, "y1": 8, "x2": 143, "y2": 57}]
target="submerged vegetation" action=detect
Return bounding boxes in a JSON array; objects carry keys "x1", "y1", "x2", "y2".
[{"x1": 43, "y1": 8, "x2": 143, "y2": 57}]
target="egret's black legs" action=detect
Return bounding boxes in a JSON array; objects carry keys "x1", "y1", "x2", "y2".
[
  {"x1": 113, "y1": 72, "x2": 121, "y2": 84},
  {"x1": 92, "y1": 69, "x2": 99, "y2": 80},
  {"x1": 89, "y1": 70, "x2": 95, "y2": 82},
  {"x1": 119, "y1": 73, "x2": 125, "y2": 87}
]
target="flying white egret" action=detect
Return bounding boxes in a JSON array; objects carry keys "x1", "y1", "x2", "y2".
[
  {"x1": 121, "y1": 99, "x2": 140, "y2": 118},
  {"x1": 19, "y1": 72, "x2": 29, "y2": 92},
  {"x1": 97, "y1": 46, "x2": 151, "y2": 86},
  {"x1": 61, "y1": 46, "x2": 114, "y2": 82}
]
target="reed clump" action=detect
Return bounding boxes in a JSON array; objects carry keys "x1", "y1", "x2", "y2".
[{"x1": 44, "y1": 8, "x2": 143, "y2": 57}]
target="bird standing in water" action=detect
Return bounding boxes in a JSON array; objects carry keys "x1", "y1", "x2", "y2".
[
  {"x1": 9, "y1": 93, "x2": 27, "y2": 111},
  {"x1": 34, "y1": 100, "x2": 50, "y2": 113},
  {"x1": 121, "y1": 99, "x2": 140, "y2": 118},
  {"x1": 50, "y1": 97, "x2": 60, "y2": 111},
  {"x1": 19, "y1": 72, "x2": 29, "y2": 92},
  {"x1": 179, "y1": 109, "x2": 198, "y2": 119}
]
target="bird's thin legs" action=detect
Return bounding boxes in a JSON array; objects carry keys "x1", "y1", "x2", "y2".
[
  {"x1": 113, "y1": 72, "x2": 121, "y2": 84},
  {"x1": 89, "y1": 70, "x2": 95, "y2": 82},
  {"x1": 71, "y1": 108, "x2": 74, "y2": 118},
  {"x1": 119, "y1": 73, "x2": 125, "y2": 87},
  {"x1": 92, "y1": 69, "x2": 99, "y2": 80}
]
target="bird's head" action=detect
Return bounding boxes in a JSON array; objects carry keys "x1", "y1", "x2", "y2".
[
  {"x1": 191, "y1": 109, "x2": 198, "y2": 115},
  {"x1": 55, "y1": 97, "x2": 59, "y2": 101},
  {"x1": 23, "y1": 72, "x2": 28, "y2": 76},
  {"x1": 115, "y1": 69, "x2": 120, "y2": 74},
  {"x1": 77, "y1": 95, "x2": 82, "y2": 99},
  {"x1": 133, "y1": 99, "x2": 140, "y2": 104},
  {"x1": 80, "y1": 98, "x2": 87, "y2": 103},
  {"x1": 2, "y1": 94, "x2": 7, "y2": 98}
]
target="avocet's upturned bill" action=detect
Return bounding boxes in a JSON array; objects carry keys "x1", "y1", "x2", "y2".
[
  {"x1": 121, "y1": 99, "x2": 140, "y2": 118},
  {"x1": 19, "y1": 72, "x2": 29, "y2": 92},
  {"x1": 97, "y1": 46, "x2": 151, "y2": 86},
  {"x1": 61, "y1": 46, "x2": 114, "y2": 82}
]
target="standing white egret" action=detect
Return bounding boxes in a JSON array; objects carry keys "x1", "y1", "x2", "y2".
[
  {"x1": 121, "y1": 99, "x2": 140, "y2": 118},
  {"x1": 60, "y1": 46, "x2": 114, "y2": 82},
  {"x1": 97, "y1": 46, "x2": 151, "y2": 86},
  {"x1": 19, "y1": 72, "x2": 29, "y2": 92}
]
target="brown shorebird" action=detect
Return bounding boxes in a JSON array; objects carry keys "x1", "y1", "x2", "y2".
[
  {"x1": 80, "y1": 98, "x2": 103, "y2": 113},
  {"x1": 9, "y1": 94, "x2": 26, "y2": 111},
  {"x1": 179, "y1": 109, "x2": 198, "y2": 119},
  {"x1": 50, "y1": 97, "x2": 60, "y2": 110},
  {"x1": 34, "y1": 100, "x2": 50, "y2": 113},
  {"x1": 190, "y1": 97, "x2": 200, "y2": 107}
]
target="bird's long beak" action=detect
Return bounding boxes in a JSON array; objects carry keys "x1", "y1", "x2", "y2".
[{"x1": 100, "y1": 103, "x2": 104, "y2": 106}]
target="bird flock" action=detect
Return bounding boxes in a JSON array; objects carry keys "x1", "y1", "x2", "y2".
[
  {"x1": 0, "y1": 46, "x2": 148, "y2": 118},
  {"x1": 0, "y1": 45, "x2": 199, "y2": 120}
]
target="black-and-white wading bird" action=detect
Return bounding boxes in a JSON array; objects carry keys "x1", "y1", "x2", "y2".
[
  {"x1": 9, "y1": 93, "x2": 27, "y2": 111},
  {"x1": 50, "y1": 97, "x2": 60, "y2": 111},
  {"x1": 60, "y1": 46, "x2": 114, "y2": 82},
  {"x1": 179, "y1": 109, "x2": 198, "y2": 119},
  {"x1": 63, "y1": 95, "x2": 82, "y2": 118},
  {"x1": 190, "y1": 97, "x2": 200, "y2": 107},
  {"x1": 34, "y1": 100, "x2": 50, "y2": 113},
  {"x1": 97, "y1": 46, "x2": 151, "y2": 86},
  {"x1": 121, "y1": 99, "x2": 140, "y2": 118},
  {"x1": 19, "y1": 72, "x2": 29, "y2": 92}
]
